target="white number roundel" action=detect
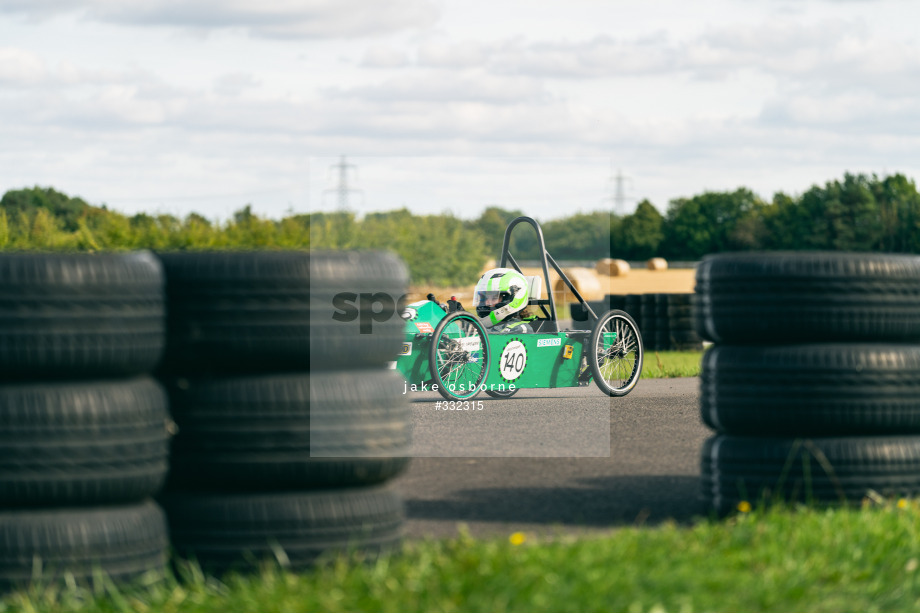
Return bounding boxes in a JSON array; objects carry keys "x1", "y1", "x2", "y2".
[{"x1": 499, "y1": 340, "x2": 527, "y2": 381}]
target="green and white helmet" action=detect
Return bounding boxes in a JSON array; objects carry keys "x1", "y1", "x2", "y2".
[{"x1": 473, "y1": 268, "x2": 529, "y2": 326}]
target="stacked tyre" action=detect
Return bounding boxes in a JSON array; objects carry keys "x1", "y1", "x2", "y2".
[
  {"x1": 664, "y1": 294, "x2": 702, "y2": 351},
  {"x1": 0, "y1": 253, "x2": 171, "y2": 588},
  {"x1": 156, "y1": 251, "x2": 411, "y2": 574},
  {"x1": 571, "y1": 293, "x2": 702, "y2": 351},
  {"x1": 695, "y1": 252, "x2": 920, "y2": 515}
]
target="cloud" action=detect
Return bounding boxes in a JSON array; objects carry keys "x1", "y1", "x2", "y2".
[
  {"x1": 0, "y1": 0, "x2": 440, "y2": 39},
  {"x1": 489, "y1": 35, "x2": 678, "y2": 78},
  {"x1": 417, "y1": 40, "x2": 491, "y2": 69},
  {"x1": 361, "y1": 45, "x2": 410, "y2": 69},
  {"x1": 0, "y1": 47, "x2": 46, "y2": 84},
  {"x1": 213, "y1": 72, "x2": 260, "y2": 97},
  {"x1": 414, "y1": 17, "x2": 920, "y2": 103},
  {"x1": 327, "y1": 70, "x2": 549, "y2": 104}
]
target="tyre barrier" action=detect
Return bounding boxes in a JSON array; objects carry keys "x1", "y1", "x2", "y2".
[
  {"x1": 570, "y1": 293, "x2": 702, "y2": 351},
  {"x1": 0, "y1": 252, "x2": 171, "y2": 589},
  {"x1": 0, "y1": 252, "x2": 166, "y2": 379},
  {"x1": 157, "y1": 250, "x2": 410, "y2": 573},
  {"x1": 162, "y1": 486, "x2": 404, "y2": 575},
  {"x1": 697, "y1": 251, "x2": 920, "y2": 515},
  {"x1": 156, "y1": 251, "x2": 407, "y2": 374}
]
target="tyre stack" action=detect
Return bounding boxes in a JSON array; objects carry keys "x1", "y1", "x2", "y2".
[
  {"x1": 695, "y1": 252, "x2": 920, "y2": 515},
  {"x1": 156, "y1": 251, "x2": 411, "y2": 574},
  {"x1": 666, "y1": 294, "x2": 702, "y2": 351},
  {"x1": 569, "y1": 295, "x2": 621, "y2": 326},
  {"x1": 573, "y1": 293, "x2": 702, "y2": 351},
  {"x1": 624, "y1": 294, "x2": 642, "y2": 332},
  {"x1": 639, "y1": 294, "x2": 658, "y2": 350},
  {"x1": 0, "y1": 253, "x2": 171, "y2": 588}
]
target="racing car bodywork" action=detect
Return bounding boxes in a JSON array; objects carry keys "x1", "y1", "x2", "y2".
[{"x1": 395, "y1": 216, "x2": 643, "y2": 401}]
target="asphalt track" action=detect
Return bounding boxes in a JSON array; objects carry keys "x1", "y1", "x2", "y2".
[{"x1": 391, "y1": 377, "x2": 711, "y2": 539}]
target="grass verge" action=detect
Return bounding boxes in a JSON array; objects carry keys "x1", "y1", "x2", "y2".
[
  {"x1": 4, "y1": 499, "x2": 920, "y2": 612},
  {"x1": 640, "y1": 350, "x2": 702, "y2": 378}
]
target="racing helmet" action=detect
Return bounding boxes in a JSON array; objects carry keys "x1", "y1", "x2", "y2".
[{"x1": 473, "y1": 268, "x2": 529, "y2": 326}]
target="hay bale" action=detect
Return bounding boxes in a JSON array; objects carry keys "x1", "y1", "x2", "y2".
[
  {"x1": 595, "y1": 258, "x2": 630, "y2": 277},
  {"x1": 647, "y1": 257, "x2": 668, "y2": 271},
  {"x1": 553, "y1": 268, "x2": 604, "y2": 301},
  {"x1": 480, "y1": 259, "x2": 497, "y2": 274}
]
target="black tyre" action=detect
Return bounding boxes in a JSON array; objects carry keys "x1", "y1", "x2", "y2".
[
  {"x1": 701, "y1": 435, "x2": 920, "y2": 515},
  {"x1": 0, "y1": 378, "x2": 172, "y2": 506},
  {"x1": 570, "y1": 303, "x2": 590, "y2": 322},
  {"x1": 654, "y1": 293, "x2": 670, "y2": 317},
  {"x1": 429, "y1": 311, "x2": 490, "y2": 402},
  {"x1": 164, "y1": 370, "x2": 410, "y2": 490},
  {"x1": 694, "y1": 252, "x2": 920, "y2": 343},
  {"x1": 702, "y1": 344, "x2": 920, "y2": 436},
  {"x1": 0, "y1": 500, "x2": 168, "y2": 587},
  {"x1": 624, "y1": 294, "x2": 641, "y2": 328},
  {"x1": 607, "y1": 295, "x2": 626, "y2": 312},
  {"x1": 157, "y1": 251, "x2": 408, "y2": 374},
  {"x1": 589, "y1": 310, "x2": 643, "y2": 397},
  {"x1": 640, "y1": 296, "x2": 656, "y2": 332},
  {"x1": 570, "y1": 301, "x2": 606, "y2": 324},
  {"x1": 0, "y1": 252, "x2": 164, "y2": 379},
  {"x1": 162, "y1": 486, "x2": 404, "y2": 573}
]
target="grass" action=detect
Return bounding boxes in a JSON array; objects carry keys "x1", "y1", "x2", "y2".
[
  {"x1": 4, "y1": 499, "x2": 920, "y2": 612},
  {"x1": 640, "y1": 350, "x2": 702, "y2": 379}
]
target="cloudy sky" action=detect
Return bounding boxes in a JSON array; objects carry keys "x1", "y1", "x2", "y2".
[{"x1": 1, "y1": 0, "x2": 918, "y2": 221}]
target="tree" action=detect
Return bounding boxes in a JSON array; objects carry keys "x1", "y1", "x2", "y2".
[
  {"x1": 872, "y1": 173, "x2": 920, "y2": 252},
  {"x1": 794, "y1": 174, "x2": 882, "y2": 250},
  {"x1": 660, "y1": 188, "x2": 761, "y2": 259},
  {"x1": 612, "y1": 200, "x2": 663, "y2": 259},
  {"x1": 0, "y1": 186, "x2": 96, "y2": 231},
  {"x1": 0, "y1": 210, "x2": 8, "y2": 248},
  {"x1": 542, "y1": 211, "x2": 612, "y2": 260},
  {"x1": 467, "y1": 206, "x2": 524, "y2": 259}
]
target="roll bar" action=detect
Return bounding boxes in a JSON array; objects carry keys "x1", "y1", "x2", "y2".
[{"x1": 498, "y1": 216, "x2": 599, "y2": 329}]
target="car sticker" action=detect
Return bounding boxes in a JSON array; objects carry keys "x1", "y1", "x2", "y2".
[{"x1": 499, "y1": 339, "x2": 527, "y2": 381}]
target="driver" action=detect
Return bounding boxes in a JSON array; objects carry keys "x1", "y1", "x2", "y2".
[{"x1": 472, "y1": 268, "x2": 536, "y2": 334}]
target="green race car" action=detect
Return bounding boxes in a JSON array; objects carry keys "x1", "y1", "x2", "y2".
[{"x1": 394, "y1": 216, "x2": 643, "y2": 401}]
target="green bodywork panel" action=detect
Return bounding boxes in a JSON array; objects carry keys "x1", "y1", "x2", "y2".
[
  {"x1": 395, "y1": 300, "x2": 444, "y2": 385},
  {"x1": 394, "y1": 299, "x2": 614, "y2": 390},
  {"x1": 482, "y1": 332, "x2": 589, "y2": 389}
]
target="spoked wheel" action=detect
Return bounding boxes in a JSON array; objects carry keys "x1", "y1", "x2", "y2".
[
  {"x1": 589, "y1": 309, "x2": 643, "y2": 397},
  {"x1": 429, "y1": 311, "x2": 491, "y2": 401}
]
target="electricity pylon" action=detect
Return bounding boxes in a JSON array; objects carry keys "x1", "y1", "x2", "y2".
[{"x1": 323, "y1": 155, "x2": 363, "y2": 212}]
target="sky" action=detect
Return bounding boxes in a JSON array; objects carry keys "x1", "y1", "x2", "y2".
[{"x1": 1, "y1": 0, "x2": 918, "y2": 222}]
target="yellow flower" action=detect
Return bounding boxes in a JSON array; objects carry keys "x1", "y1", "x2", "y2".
[
  {"x1": 898, "y1": 498, "x2": 909, "y2": 509},
  {"x1": 509, "y1": 532, "x2": 526, "y2": 546},
  {"x1": 737, "y1": 501, "x2": 752, "y2": 513}
]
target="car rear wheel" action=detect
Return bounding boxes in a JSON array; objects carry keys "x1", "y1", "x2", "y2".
[{"x1": 589, "y1": 310, "x2": 643, "y2": 397}]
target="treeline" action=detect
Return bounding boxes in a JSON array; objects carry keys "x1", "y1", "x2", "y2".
[
  {"x1": 624, "y1": 172, "x2": 920, "y2": 260},
  {"x1": 3, "y1": 172, "x2": 920, "y2": 285},
  {"x1": 0, "y1": 189, "x2": 311, "y2": 251}
]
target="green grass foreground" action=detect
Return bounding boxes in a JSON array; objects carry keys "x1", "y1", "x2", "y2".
[
  {"x1": 640, "y1": 350, "x2": 702, "y2": 378},
  {"x1": 4, "y1": 500, "x2": 920, "y2": 612}
]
